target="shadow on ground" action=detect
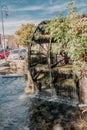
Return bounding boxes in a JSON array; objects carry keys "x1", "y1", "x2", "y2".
[{"x1": 30, "y1": 99, "x2": 87, "y2": 130}]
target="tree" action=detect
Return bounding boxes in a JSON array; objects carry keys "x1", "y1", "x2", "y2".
[
  {"x1": 15, "y1": 23, "x2": 36, "y2": 94},
  {"x1": 66, "y1": 13, "x2": 87, "y2": 103},
  {"x1": 48, "y1": 15, "x2": 70, "y2": 65},
  {"x1": 48, "y1": 2, "x2": 87, "y2": 104},
  {"x1": 14, "y1": 23, "x2": 36, "y2": 46},
  {"x1": 14, "y1": 23, "x2": 36, "y2": 69}
]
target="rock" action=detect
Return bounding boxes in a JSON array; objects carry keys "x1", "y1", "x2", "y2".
[
  {"x1": 25, "y1": 86, "x2": 34, "y2": 94},
  {"x1": 9, "y1": 62, "x2": 17, "y2": 69},
  {"x1": 53, "y1": 124, "x2": 63, "y2": 130}
]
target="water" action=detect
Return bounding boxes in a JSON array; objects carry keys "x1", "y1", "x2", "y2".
[
  {"x1": 33, "y1": 84, "x2": 78, "y2": 107},
  {"x1": 0, "y1": 77, "x2": 33, "y2": 130},
  {"x1": 0, "y1": 75, "x2": 79, "y2": 130}
]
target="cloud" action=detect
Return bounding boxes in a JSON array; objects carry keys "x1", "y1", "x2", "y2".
[
  {"x1": 0, "y1": 2, "x2": 69, "y2": 35},
  {"x1": 8, "y1": 2, "x2": 68, "y2": 14},
  {"x1": 45, "y1": 3, "x2": 68, "y2": 13},
  {"x1": 8, "y1": 5, "x2": 45, "y2": 12},
  {"x1": 76, "y1": 3, "x2": 87, "y2": 8},
  {"x1": 39, "y1": 2, "x2": 68, "y2": 17},
  {"x1": 0, "y1": 18, "x2": 41, "y2": 35},
  {"x1": 1, "y1": 0, "x2": 87, "y2": 35},
  {"x1": 79, "y1": 8, "x2": 87, "y2": 13}
]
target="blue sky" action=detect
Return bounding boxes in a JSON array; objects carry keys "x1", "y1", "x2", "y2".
[{"x1": 0, "y1": 0, "x2": 87, "y2": 35}]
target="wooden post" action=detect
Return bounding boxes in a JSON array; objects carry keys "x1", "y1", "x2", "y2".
[{"x1": 25, "y1": 43, "x2": 35, "y2": 94}]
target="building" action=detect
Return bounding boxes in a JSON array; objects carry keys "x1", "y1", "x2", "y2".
[
  {"x1": 0, "y1": 34, "x2": 18, "y2": 49},
  {"x1": 0, "y1": 34, "x2": 2, "y2": 49}
]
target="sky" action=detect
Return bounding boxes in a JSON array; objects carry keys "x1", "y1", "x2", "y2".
[{"x1": 0, "y1": 0, "x2": 87, "y2": 35}]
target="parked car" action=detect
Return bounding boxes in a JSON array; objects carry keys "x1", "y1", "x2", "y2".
[
  {"x1": 7, "y1": 48, "x2": 27, "y2": 61},
  {"x1": 0, "y1": 49, "x2": 10, "y2": 59},
  {"x1": 19, "y1": 48, "x2": 27, "y2": 59}
]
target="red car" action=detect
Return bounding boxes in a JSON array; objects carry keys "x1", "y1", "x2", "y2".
[{"x1": 0, "y1": 49, "x2": 10, "y2": 59}]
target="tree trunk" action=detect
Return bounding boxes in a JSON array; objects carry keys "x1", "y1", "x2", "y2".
[
  {"x1": 48, "y1": 37, "x2": 52, "y2": 89},
  {"x1": 25, "y1": 43, "x2": 35, "y2": 94},
  {"x1": 63, "y1": 53, "x2": 69, "y2": 64},
  {"x1": 79, "y1": 76, "x2": 87, "y2": 104},
  {"x1": 28, "y1": 43, "x2": 31, "y2": 70}
]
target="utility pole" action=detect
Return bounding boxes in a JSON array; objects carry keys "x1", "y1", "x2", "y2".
[{"x1": 1, "y1": 5, "x2": 8, "y2": 59}]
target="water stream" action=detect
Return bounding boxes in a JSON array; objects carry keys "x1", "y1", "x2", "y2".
[
  {"x1": 0, "y1": 74, "x2": 79, "y2": 130},
  {"x1": 0, "y1": 77, "x2": 34, "y2": 130}
]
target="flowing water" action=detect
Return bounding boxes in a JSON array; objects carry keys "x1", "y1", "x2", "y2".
[
  {"x1": 0, "y1": 77, "x2": 34, "y2": 130},
  {"x1": 0, "y1": 74, "x2": 79, "y2": 130}
]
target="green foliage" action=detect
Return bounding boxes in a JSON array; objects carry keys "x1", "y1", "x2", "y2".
[
  {"x1": 67, "y1": 1, "x2": 77, "y2": 15},
  {"x1": 47, "y1": 2, "x2": 87, "y2": 77},
  {"x1": 48, "y1": 16, "x2": 69, "y2": 55}
]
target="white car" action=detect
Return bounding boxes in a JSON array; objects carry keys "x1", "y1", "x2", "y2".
[{"x1": 7, "y1": 48, "x2": 27, "y2": 61}]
